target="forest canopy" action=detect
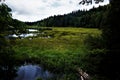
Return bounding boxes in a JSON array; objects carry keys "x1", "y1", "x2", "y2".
[{"x1": 26, "y1": 5, "x2": 109, "y2": 28}]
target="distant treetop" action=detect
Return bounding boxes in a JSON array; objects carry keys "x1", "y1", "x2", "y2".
[{"x1": 79, "y1": 0, "x2": 104, "y2": 5}]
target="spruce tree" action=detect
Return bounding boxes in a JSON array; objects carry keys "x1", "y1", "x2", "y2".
[{"x1": 0, "y1": 3, "x2": 16, "y2": 80}]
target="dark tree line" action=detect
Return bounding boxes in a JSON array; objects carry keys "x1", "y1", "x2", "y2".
[{"x1": 26, "y1": 5, "x2": 109, "y2": 28}]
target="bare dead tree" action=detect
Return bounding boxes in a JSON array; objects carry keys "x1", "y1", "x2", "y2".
[{"x1": 0, "y1": 0, "x2": 5, "y2": 2}]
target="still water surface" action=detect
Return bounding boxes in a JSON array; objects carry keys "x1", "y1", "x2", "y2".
[{"x1": 15, "y1": 64, "x2": 53, "y2": 80}]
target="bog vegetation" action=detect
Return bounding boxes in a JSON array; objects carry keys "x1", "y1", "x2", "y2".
[{"x1": 13, "y1": 27, "x2": 101, "y2": 80}]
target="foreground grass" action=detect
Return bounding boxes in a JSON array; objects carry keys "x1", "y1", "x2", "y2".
[{"x1": 13, "y1": 27, "x2": 101, "y2": 80}]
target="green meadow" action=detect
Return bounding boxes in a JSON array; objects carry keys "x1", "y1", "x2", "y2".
[{"x1": 13, "y1": 27, "x2": 101, "y2": 79}]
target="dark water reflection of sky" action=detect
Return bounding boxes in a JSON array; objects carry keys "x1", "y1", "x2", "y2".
[{"x1": 15, "y1": 64, "x2": 53, "y2": 80}]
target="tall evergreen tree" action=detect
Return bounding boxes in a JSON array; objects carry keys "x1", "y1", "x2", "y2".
[
  {"x1": 80, "y1": 0, "x2": 120, "y2": 79},
  {"x1": 0, "y1": 3, "x2": 16, "y2": 80},
  {"x1": 100, "y1": 0, "x2": 120, "y2": 79}
]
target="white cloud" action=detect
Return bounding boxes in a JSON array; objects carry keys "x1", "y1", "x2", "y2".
[{"x1": 4, "y1": 0, "x2": 109, "y2": 22}]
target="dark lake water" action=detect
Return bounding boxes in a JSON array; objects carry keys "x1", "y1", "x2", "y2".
[{"x1": 15, "y1": 64, "x2": 53, "y2": 80}]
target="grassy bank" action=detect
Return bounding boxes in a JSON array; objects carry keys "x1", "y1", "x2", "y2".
[{"x1": 13, "y1": 27, "x2": 101, "y2": 80}]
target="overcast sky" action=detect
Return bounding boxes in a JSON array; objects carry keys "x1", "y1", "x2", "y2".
[{"x1": 3, "y1": 0, "x2": 109, "y2": 22}]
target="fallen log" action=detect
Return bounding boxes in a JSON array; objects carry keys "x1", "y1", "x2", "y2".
[{"x1": 77, "y1": 68, "x2": 91, "y2": 80}]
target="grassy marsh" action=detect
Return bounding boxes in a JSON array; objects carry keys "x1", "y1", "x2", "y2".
[{"x1": 13, "y1": 27, "x2": 101, "y2": 79}]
